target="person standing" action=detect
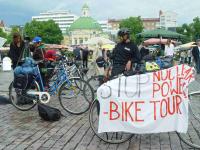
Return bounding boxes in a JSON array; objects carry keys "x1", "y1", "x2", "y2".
[
  {"x1": 187, "y1": 49, "x2": 192, "y2": 66},
  {"x1": 73, "y1": 46, "x2": 81, "y2": 61},
  {"x1": 8, "y1": 33, "x2": 25, "y2": 69},
  {"x1": 82, "y1": 47, "x2": 89, "y2": 68},
  {"x1": 93, "y1": 44, "x2": 105, "y2": 76},
  {"x1": 111, "y1": 28, "x2": 141, "y2": 77},
  {"x1": 140, "y1": 42, "x2": 149, "y2": 60},
  {"x1": 30, "y1": 36, "x2": 47, "y2": 85},
  {"x1": 164, "y1": 39, "x2": 174, "y2": 56},
  {"x1": 192, "y1": 39, "x2": 200, "y2": 74}
]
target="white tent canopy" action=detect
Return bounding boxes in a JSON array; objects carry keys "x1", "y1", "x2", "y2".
[
  {"x1": 175, "y1": 42, "x2": 196, "y2": 51},
  {"x1": 83, "y1": 37, "x2": 115, "y2": 45}
]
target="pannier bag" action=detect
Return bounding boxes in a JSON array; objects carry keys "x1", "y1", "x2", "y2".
[
  {"x1": 161, "y1": 56, "x2": 173, "y2": 69},
  {"x1": 38, "y1": 103, "x2": 61, "y2": 121},
  {"x1": 13, "y1": 57, "x2": 37, "y2": 89},
  {"x1": 13, "y1": 73, "x2": 34, "y2": 90}
]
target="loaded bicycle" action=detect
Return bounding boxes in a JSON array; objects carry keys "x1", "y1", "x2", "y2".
[{"x1": 9, "y1": 57, "x2": 94, "y2": 115}]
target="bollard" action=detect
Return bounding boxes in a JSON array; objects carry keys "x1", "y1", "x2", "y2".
[{"x1": 2, "y1": 57, "x2": 12, "y2": 71}]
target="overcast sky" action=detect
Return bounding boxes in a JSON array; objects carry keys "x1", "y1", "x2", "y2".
[{"x1": 0, "y1": 0, "x2": 200, "y2": 26}]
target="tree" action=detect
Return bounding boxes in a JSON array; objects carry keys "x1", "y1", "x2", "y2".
[
  {"x1": 0, "y1": 28, "x2": 7, "y2": 38},
  {"x1": 24, "y1": 20, "x2": 63, "y2": 44},
  {"x1": 191, "y1": 17, "x2": 200, "y2": 40},
  {"x1": 176, "y1": 23, "x2": 193, "y2": 43},
  {"x1": 119, "y1": 17, "x2": 144, "y2": 44},
  {"x1": 6, "y1": 26, "x2": 20, "y2": 44}
]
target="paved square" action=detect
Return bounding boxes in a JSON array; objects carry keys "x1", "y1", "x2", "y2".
[{"x1": 0, "y1": 70, "x2": 200, "y2": 150}]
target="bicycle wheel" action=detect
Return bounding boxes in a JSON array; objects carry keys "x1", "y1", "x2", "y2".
[
  {"x1": 188, "y1": 91, "x2": 200, "y2": 120},
  {"x1": 87, "y1": 75, "x2": 104, "y2": 93},
  {"x1": 58, "y1": 78, "x2": 94, "y2": 115},
  {"x1": 9, "y1": 81, "x2": 39, "y2": 111},
  {"x1": 89, "y1": 100, "x2": 133, "y2": 144},
  {"x1": 177, "y1": 92, "x2": 200, "y2": 149}
]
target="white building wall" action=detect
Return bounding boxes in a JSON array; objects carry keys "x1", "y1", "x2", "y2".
[
  {"x1": 160, "y1": 11, "x2": 177, "y2": 29},
  {"x1": 32, "y1": 10, "x2": 78, "y2": 34},
  {"x1": 98, "y1": 20, "x2": 114, "y2": 33}
]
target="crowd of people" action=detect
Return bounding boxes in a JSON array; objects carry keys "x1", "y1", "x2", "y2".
[{"x1": 6, "y1": 29, "x2": 200, "y2": 89}]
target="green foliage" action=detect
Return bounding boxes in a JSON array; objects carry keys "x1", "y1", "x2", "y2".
[
  {"x1": 191, "y1": 17, "x2": 200, "y2": 40},
  {"x1": 0, "y1": 28, "x2": 7, "y2": 38},
  {"x1": 24, "y1": 20, "x2": 63, "y2": 44},
  {"x1": 119, "y1": 17, "x2": 144, "y2": 44},
  {"x1": 6, "y1": 26, "x2": 20, "y2": 44},
  {"x1": 176, "y1": 17, "x2": 200, "y2": 43}
]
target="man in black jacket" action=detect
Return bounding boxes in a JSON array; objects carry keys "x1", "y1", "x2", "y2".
[
  {"x1": 192, "y1": 39, "x2": 200, "y2": 74},
  {"x1": 111, "y1": 28, "x2": 141, "y2": 77}
]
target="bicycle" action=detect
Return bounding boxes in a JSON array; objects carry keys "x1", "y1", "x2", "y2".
[
  {"x1": 64, "y1": 60, "x2": 88, "y2": 81},
  {"x1": 9, "y1": 58, "x2": 94, "y2": 115}
]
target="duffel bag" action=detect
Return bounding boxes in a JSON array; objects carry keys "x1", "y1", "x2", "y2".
[{"x1": 38, "y1": 103, "x2": 62, "y2": 122}]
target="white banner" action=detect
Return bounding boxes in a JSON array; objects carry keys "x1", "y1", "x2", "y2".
[{"x1": 97, "y1": 65, "x2": 195, "y2": 134}]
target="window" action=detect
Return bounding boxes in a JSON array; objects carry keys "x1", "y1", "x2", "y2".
[
  {"x1": 79, "y1": 38, "x2": 83, "y2": 44},
  {"x1": 75, "y1": 38, "x2": 77, "y2": 45}
]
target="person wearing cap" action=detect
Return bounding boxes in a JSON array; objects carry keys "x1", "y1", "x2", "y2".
[
  {"x1": 30, "y1": 36, "x2": 47, "y2": 85},
  {"x1": 8, "y1": 33, "x2": 25, "y2": 69},
  {"x1": 30, "y1": 36, "x2": 45, "y2": 61},
  {"x1": 192, "y1": 39, "x2": 200, "y2": 74}
]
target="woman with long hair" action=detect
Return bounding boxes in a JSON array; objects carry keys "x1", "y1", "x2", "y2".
[{"x1": 8, "y1": 33, "x2": 25, "y2": 69}]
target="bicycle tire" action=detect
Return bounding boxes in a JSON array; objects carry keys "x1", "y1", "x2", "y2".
[
  {"x1": 89, "y1": 100, "x2": 133, "y2": 144},
  {"x1": 176, "y1": 92, "x2": 200, "y2": 149},
  {"x1": 87, "y1": 75, "x2": 104, "y2": 93},
  {"x1": 9, "y1": 81, "x2": 39, "y2": 111},
  {"x1": 58, "y1": 78, "x2": 93, "y2": 115},
  {"x1": 188, "y1": 91, "x2": 200, "y2": 121}
]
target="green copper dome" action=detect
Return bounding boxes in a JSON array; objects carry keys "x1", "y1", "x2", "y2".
[{"x1": 69, "y1": 17, "x2": 102, "y2": 31}]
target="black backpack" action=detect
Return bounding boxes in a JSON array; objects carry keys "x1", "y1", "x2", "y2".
[{"x1": 38, "y1": 103, "x2": 62, "y2": 121}]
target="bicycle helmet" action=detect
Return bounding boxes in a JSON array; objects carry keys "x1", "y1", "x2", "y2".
[
  {"x1": 96, "y1": 56, "x2": 105, "y2": 68},
  {"x1": 117, "y1": 28, "x2": 130, "y2": 37},
  {"x1": 32, "y1": 36, "x2": 42, "y2": 43}
]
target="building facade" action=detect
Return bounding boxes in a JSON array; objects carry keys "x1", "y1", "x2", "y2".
[
  {"x1": 141, "y1": 10, "x2": 177, "y2": 31},
  {"x1": 142, "y1": 18, "x2": 160, "y2": 30},
  {"x1": 159, "y1": 10, "x2": 177, "y2": 30},
  {"x1": 32, "y1": 10, "x2": 78, "y2": 34},
  {"x1": 69, "y1": 4, "x2": 102, "y2": 45}
]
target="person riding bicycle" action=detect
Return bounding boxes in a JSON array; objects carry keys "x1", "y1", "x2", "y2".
[{"x1": 110, "y1": 28, "x2": 141, "y2": 77}]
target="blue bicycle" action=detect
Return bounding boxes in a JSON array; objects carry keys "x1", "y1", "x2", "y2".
[{"x1": 9, "y1": 59, "x2": 94, "y2": 115}]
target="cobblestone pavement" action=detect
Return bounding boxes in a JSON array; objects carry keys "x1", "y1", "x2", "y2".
[{"x1": 0, "y1": 70, "x2": 200, "y2": 150}]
